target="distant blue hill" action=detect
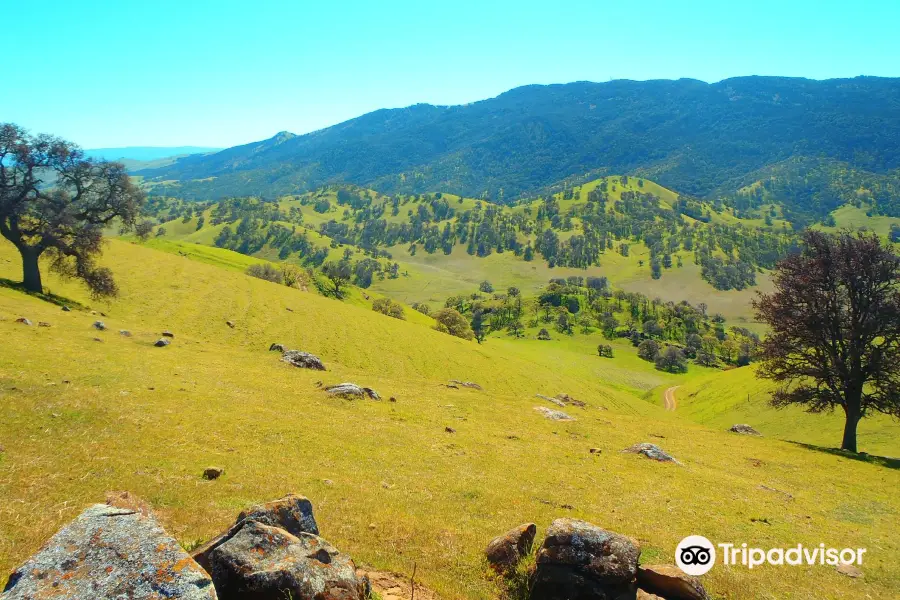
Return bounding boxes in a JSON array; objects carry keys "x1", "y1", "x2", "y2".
[{"x1": 84, "y1": 146, "x2": 221, "y2": 161}]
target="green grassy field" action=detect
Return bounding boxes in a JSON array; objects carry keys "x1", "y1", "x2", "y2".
[{"x1": 1, "y1": 238, "x2": 898, "y2": 599}]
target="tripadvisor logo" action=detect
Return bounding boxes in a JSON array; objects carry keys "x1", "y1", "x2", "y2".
[{"x1": 676, "y1": 535, "x2": 867, "y2": 575}]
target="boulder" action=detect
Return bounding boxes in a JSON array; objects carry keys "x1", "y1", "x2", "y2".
[
  {"x1": 203, "y1": 467, "x2": 224, "y2": 480},
  {"x1": 15, "y1": 317, "x2": 32, "y2": 326},
  {"x1": 449, "y1": 380, "x2": 483, "y2": 390},
  {"x1": 193, "y1": 494, "x2": 319, "y2": 573},
  {"x1": 226, "y1": 320, "x2": 235, "y2": 328},
  {"x1": 282, "y1": 349, "x2": 326, "y2": 370},
  {"x1": 532, "y1": 518, "x2": 640, "y2": 600},
  {"x1": 208, "y1": 522, "x2": 365, "y2": 600},
  {"x1": 324, "y1": 382, "x2": 379, "y2": 399},
  {"x1": 1, "y1": 504, "x2": 216, "y2": 599},
  {"x1": 38, "y1": 321, "x2": 51, "y2": 327},
  {"x1": 93, "y1": 320, "x2": 106, "y2": 330},
  {"x1": 485, "y1": 523, "x2": 537, "y2": 572},
  {"x1": 119, "y1": 329, "x2": 132, "y2": 337},
  {"x1": 534, "y1": 406, "x2": 575, "y2": 421},
  {"x1": 637, "y1": 591, "x2": 664, "y2": 600},
  {"x1": 537, "y1": 394, "x2": 566, "y2": 407},
  {"x1": 269, "y1": 343, "x2": 285, "y2": 352},
  {"x1": 637, "y1": 564, "x2": 709, "y2": 600},
  {"x1": 162, "y1": 330, "x2": 175, "y2": 338},
  {"x1": 621, "y1": 443, "x2": 681, "y2": 465},
  {"x1": 154, "y1": 338, "x2": 171, "y2": 347},
  {"x1": 557, "y1": 393, "x2": 587, "y2": 408},
  {"x1": 729, "y1": 424, "x2": 762, "y2": 436},
  {"x1": 836, "y1": 563, "x2": 864, "y2": 578},
  {"x1": 61, "y1": 305, "x2": 71, "y2": 311}
]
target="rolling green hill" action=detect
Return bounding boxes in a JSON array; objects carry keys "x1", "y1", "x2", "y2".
[
  {"x1": 137, "y1": 77, "x2": 900, "y2": 213},
  {"x1": 1, "y1": 236, "x2": 898, "y2": 600}
]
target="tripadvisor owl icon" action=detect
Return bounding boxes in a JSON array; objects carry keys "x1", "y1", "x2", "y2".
[{"x1": 676, "y1": 535, "x2": 716, "y2": 576}]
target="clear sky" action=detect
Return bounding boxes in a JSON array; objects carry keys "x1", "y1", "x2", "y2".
[{"x1": 3, "y1": 0, "x2": 898, "y2": 149}]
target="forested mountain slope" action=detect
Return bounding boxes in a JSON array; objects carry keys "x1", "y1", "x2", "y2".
[{"x1": 139, "y1": 77, "x2": 900, "y2": 207}]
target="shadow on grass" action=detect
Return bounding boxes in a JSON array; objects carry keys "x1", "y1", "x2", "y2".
[
  {"x1": 787, "y1": 441, "x2": 900, "y2": 470},
  {"x1": 0, "y1": 278, "x2": 88, "y2": 310}
]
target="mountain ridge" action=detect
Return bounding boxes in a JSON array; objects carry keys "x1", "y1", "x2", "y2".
[{"x1": 138, "y1": 76, "x2": 900, "y2": 204}]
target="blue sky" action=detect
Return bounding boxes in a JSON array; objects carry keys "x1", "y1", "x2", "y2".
[{"x1": 3, "y1": 0, "x2": 898, "y2": 149}]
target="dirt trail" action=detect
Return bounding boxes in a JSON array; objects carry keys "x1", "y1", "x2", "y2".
[{"x1": 663, "y1": 386, "x2": 679, "y2": 411}]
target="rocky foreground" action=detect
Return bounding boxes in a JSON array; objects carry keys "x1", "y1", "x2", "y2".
[{"x1": 1, "y1": 492, "x2": 708, "y2": 600}]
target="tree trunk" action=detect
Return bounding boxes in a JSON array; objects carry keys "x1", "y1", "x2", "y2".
[
  {"x1": 841, "y1": 403, "x2": 860, "y2": 453},
  {"x1": 20, "y1": 248, "x2": 43, "y2": 293}
]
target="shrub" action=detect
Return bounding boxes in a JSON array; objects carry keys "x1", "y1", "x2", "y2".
[
  {"x1": 245, "y1": 263, "x2": 283, "y2": 284},
  {"x1": 372, "y1": 298, "x2": 406, "y2": 320},
  {"x1": 537, "y1": 328, "x2": 551, "y2": 340},
  {"x1": 433, "y1": 308, "x2": 475, "y2": 340},
  {"x1": 412, "y1": 302, "x2": 431, "y2": 315},
  {"x1": 479, "y1": 280, "x2": 494, "y2": 293}
]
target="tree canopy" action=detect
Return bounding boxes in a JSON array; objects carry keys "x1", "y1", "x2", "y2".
[
  {"x1": 754, "y1": 230, "x2": 900, "y2": 452},
  {"x1": 0, "y1": 123, "x2": 144, "y2": 297}
]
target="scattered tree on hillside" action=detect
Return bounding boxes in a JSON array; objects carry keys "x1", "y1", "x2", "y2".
[
  {"x1": 637, "y1": 339, "x2": 661, "y2": 362},
  {"x1": 135, "y1": 220, "x2": 154, "y2": 242},
  {"x1": 372, "y1": 298, "x2": 405, "y2": 320},
  {"x1": 0, "y1": 123, "x2": 144, "y2": 296},
  {"x1": 479, "y1": 280, "x2": 494, "y2": 293},
  {"x1": 655, "y1": 346, "x2": 688, "y2": 373},
  {"x1": 433, "y1": 308, "x2": 475, "y2": 340},
  {"x1": 246, "y1": 263, "x2": 283, "y2": 284},
  {"x1": 597, "y1": 344, "x2": 614, "y2": 358},
  {"x1": 754, "y1": 230, "x2": 900, "y2": 452},
  {"x1": 323, "y1": 259, "x2": 352, "y2": 298}
]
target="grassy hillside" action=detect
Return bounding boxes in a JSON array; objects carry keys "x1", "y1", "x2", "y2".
[
  {"x1": 675, "y1": 367, "x2": 900, "y2": 456},
  {"x1": 0, "y1": 238, "x2": 898, "y2": 599}
]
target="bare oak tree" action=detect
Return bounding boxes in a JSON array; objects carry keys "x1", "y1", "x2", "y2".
[
  {"x1": 0, "y1": 123, "x2": 144, "y2": 297},
  {"x1": 754, "y1": 230, "x2": 900, "y2": 452}
]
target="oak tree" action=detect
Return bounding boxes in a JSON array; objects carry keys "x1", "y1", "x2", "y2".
[
  {"x1": 754, "y1": 230, "x2": 900, "y2": 452},
  {"x1": 0, "y1": 124, "x2": 144, "y2": 297}
]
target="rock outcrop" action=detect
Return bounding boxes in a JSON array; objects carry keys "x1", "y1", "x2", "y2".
[
  {"x1": 282, "y1": 349, "x2": 326, "y2": 370},
  {"x1": 537, "y1": 394, "x2": 566, "y2": 407},
  {"x1": 729, "y1": 424, "x2": 762, "y2": 436},
  {"x1": 621, "y1": 443, "x2": 681, "y2": 465},
  {"x1": 485, "y1": 523, "x2": 537, "y2": 572},
  {"x1": 208, "y1": 522, "x2": 365, "y2": 600},
  {"x1": 532, "y1": 518, "x2": 640, "y2": 600},
  {"x1": 1, "y1": 504, "x2": 216, "y2": 599},
  {"x1": 449, "y1": 380, "x2": 482, "y2": 390},
  {"x1": 193, "y1": 494, "x2": 319, "y2": 572},
  {"x1": 637, "y1": 564, "x2": 709, "y2": 600},
  {"x1": 534, "y1": 406, "x2": 575, "y2": 421},
  {"x1": 325, "y1": 382, "x2": 380, "y2": 399}
]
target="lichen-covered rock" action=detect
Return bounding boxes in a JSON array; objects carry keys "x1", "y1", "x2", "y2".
[
  {"x1": 637, "y1": 564, "x2": 709, "y2": 600},
  {"x1": 729, "y1": 424, "x2": 762, "y2": 436},
  {"x1": 1, "y1": 504, "x2": 216, "y2": 600},
  {"x1": 154, "y1": 338, "x2": 171, "y2": 347},
  {"x1": 485, "y1": 523, "x2": 537, "y2": 571},
  {"x1": 534, "y1": 406, "x2": 575, "y2": 421},
  {"x1": 93, "y1": 320, "x2": 106, "y2": 330},
  {"x1": 532, "y1": 518, "x2": 640, "y2": 600},
  {"x1": 209, "y1": 522, "x2": 365, "y2": 600},
  {"x1": 325, "y1": 383, "x2": 380, "y2": 399},
  {"x1": 282, "y1": 349, "x2": 326, "y2": 370},
  {"x1": 193, "y1": 494, "x2": 319, "y2": 573},
  {"x1": 449, "y1": 380, "x2": 482, "y2": 390},
  {"x1": 537, "y1": 394, "x2": 566, "y2": 407},
  {"x1": 621, "y1": 443, "x2": 681, "y2": 465},
  {"x1": 556, "y1": 393, "x2": 586, "y2": 408}
]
